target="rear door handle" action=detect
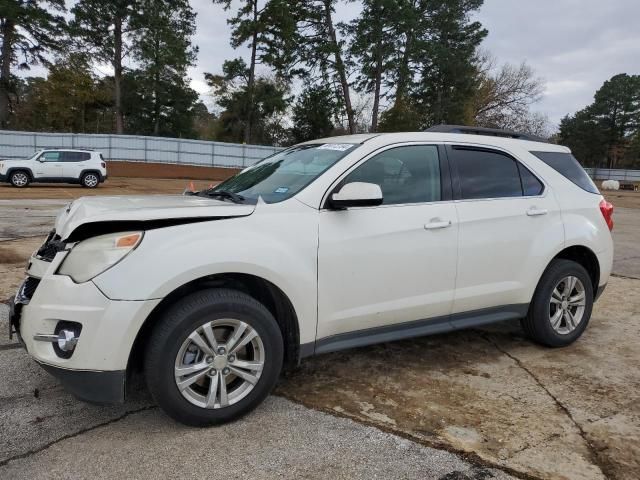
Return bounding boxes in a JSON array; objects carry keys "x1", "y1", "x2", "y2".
[
  {"x1": 424, "y1": 220, "x2": 452, "y2": 230},
  {"x1": 526, "y1": 207, "x2": 548, "y2": 217}
]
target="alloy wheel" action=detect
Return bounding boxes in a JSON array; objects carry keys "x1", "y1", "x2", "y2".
[
  {"x1": 549, "y1": 276, "x2": 586, "y2": 334},
  {"x1": 174, "y1": 318, "x2": 265, "y2": 409},
  {"x1": 12, "y1": 172, "x2": 29, "y2": 187}
]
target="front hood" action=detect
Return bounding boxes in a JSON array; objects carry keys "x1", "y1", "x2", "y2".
[{"x1": 56, "y1": 194, "x2": 255, "y2": 240}]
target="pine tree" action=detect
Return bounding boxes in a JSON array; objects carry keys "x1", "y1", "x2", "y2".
[
  {"x1": 130, "y1": 0, "x2": 198, "y2": 136},
  {"x1": 290, "y1": 84, "x2": 338, "y2": 142},
  {"x1": 414, "y1": 0, "x2": 486, "y2": 126},
  {"x1": 71, "y1": 0, "x2": 138, "y2": 134},
  {"x1": 213, "y1": 0, "x2": 298, "y2": 143},
  {"x1": 297, "y1": 0, "x2": 356, "y2": 134},
  {"x1": 346, "y1": 0, "x2": 398, "y2": 131},
  {"x1": 0, "y1": 0, "x2": 66, "y2": 128}
]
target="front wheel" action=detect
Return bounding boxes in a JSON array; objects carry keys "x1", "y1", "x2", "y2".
[
  {"x1": 144, "y1": 289, "x2": 284, "y2": 426},
  {"x1": 10, "y1": 170, "x2": 30, "y2": 188},
  {"x1": 521, "y1": 259, "x2": 594, "y2": 347}
]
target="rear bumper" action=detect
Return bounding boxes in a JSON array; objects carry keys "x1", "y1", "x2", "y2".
[
  {"x1": 0, "y1": 173, "x2": 7, "y2": 182},
  {"x1": 38, "y1": 362, "x2": 126, "y2": 404}
]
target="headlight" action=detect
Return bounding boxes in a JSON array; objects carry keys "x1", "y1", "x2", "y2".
[{"x1": 58, "y1": 231, "x2": 143, "y2": 283}]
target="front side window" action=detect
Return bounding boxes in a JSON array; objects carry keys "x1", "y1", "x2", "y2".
[
  {"x1": 454, "y1": 148, "x2": 528, "y2": 200},
  {"x1": 210, "y1": 143, "x2": 359, "y2": 204},
  {"x1": 344, "y1": 145, "x2": 441, "y2": 205},
  {"x1": 41, "y1": 152, "x2": 61, "y2": 162}
]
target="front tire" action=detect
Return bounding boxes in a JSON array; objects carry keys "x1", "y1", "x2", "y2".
[
  {"x1": 81, "y1": 172, "x2": 100, "y2": 188},
  {"x1": 522, "y1": 259, "x2": 594, "y2": 347},
  {"x1": 144, "y1": 289, "x2": 284, "y2": 426},
  {"x1": 10, "y1": 170, "x2": 30, "y2": 188}
]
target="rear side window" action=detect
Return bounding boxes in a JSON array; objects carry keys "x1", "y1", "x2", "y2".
[
  {"x1": 530, "y1": 151, "x2": 599, "y2": 194},
  {"x1": 453, "y1": 148, "x2": 523, "y2": 199},
  {"x1": 62, "y1": 152, "x2": 91, "y2": 162},
  {"x1": 518, "y1": 163, "x2": 544, "y2": 196}
]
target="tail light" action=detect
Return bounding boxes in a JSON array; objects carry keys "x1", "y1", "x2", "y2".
[
  {"x1": 101, "y1": 162, "x2": 106, "y2": 168},
  {"x1": 599, "y1": 199, "x2": 614, "y2": 231}
]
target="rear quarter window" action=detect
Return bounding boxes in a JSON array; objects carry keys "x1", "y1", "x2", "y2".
[{"x1": 530, "y1": 151, "x2": 599, "y2": 194}]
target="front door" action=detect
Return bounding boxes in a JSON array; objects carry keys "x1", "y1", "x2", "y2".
[
  {"x1": 317, "y1": 144, "x2": 459, "y2": 343},
  {"x1": 34, "y1": 151, "x2": 65, "y2": 179}
]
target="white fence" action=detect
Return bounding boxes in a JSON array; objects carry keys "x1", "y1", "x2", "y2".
[
  {"x1": 585, "y1": 168, "x2": 640, "y2": 182},
  {"x1": 0, "y1": 130, "x2": 281, "y2": 168}
]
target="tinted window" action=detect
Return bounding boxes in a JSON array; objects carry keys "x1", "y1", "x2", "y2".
[
  {"x1": 61, "y1": 152, "x2": 85, "y2": 162},
  {"x1": 345, "y1": 145, "x2": 441, "y2": 205},
  {"x1": 455, "y1": 149, "x2": 522, "y2": 199},
  {"x1": 530, "y1": 151, "x2": 599, "y2": 194},
  {"x1": 518, "y1": 163, "x2": 544, "y2": 196},
  {"x1": 41, "y1": 152, "x2": 61, "y2": 162}
]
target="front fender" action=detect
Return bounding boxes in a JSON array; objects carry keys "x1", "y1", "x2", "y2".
[{"x1": 93, "y1": 202, "x2": 319, "y2": 343}]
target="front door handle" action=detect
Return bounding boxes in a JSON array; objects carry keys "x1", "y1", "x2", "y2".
[
  {"x1": 424, "y1": 219, "x2": 452, "y2": 230},
  {"x1": 526, "y1": 207, "x2": 548, "y2": 217}
]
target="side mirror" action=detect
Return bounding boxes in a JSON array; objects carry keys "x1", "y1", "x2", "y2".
[{"x1": 329, "y1": 182, "x2": 383, "y2": 209}]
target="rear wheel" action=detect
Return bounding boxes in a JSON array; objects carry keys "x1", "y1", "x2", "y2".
[
  {"x1": 144, "y1": 289, "x2": 283, "y2": 426},
  {"x1": 81, "y1": 172, "x2": 100, "y2": 188},
  {"x1": 9, "y1": 170, "x2": 30, "y2": 188},
  {"x1": 522, "y1": 259, "x2": 594, "y2": 347}
]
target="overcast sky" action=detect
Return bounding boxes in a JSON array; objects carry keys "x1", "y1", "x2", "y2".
[{"x1": 184, "y1": 0, "x2": 640, "y2": 128}]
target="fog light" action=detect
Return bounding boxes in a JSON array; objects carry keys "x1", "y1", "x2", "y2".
[{"x1": 57, "y1": 330, "x2": 78, "y2": 352}]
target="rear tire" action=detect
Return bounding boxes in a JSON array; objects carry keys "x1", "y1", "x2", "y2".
[
  {"x1": 9, "y1": 170, "x2": 30, "y2": 188},
  {"x1": 81, "y1": 172, "x2": 100, "y2": 188},
  {"x1": 144, "y1": 288, "x2": 284, "y2": 427},
  {"x1": 521, "y1": 259, "x2": 594, "y2": 347}
]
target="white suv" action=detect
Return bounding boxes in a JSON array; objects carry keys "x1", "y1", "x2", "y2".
[
  {"x1": 0, "y1": 149, "x2": 107, "y2": 188},
  {"x1": 9, "y1": 127, "x2": 614, "y2": 426}
]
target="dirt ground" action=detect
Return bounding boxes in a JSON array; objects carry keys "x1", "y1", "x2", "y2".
[
  {"x1": 0, "y1": 177, "x2": 223, "y2": 200},
  {"x1": 1, "y1": 176, "x2": 639, "y2": 479}
]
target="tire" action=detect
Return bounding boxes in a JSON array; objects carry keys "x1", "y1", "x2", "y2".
[
  {"x1": 144, "y1": 288, "x2": 284, "y2": 427},
  {"x1": 9, "y1": 170, "x2": 30, "y2": 188},
  {"x1": 81, "y1": 172, "x2": 100, "y2": 188},
  {"x1": 521, "y1": 259, "x2": 594, "y2": 347}
]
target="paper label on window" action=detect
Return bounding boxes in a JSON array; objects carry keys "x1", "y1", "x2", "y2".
[
  {"x1": 274, "y1": 187, "x2": 289, "y2": 194},
  {"x1": 317, "y1": 143, "x2": 354, "y2": 152}
]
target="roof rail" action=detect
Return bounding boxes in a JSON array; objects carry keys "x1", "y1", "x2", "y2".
[{"x1": 425, "y1": 124, "x2": 549, "y2": 143}]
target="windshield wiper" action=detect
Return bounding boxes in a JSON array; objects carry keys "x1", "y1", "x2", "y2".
[{"x1": 196, "y1": 189, "x2": 246, "y2": 204}]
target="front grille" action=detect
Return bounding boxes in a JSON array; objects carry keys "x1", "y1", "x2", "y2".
[
  {"x1": 18, "y1": 277, "x2": 40, "y2": 303},
  {"x1": 36, "y1": 230, "x2": 65, "y2": 262}
]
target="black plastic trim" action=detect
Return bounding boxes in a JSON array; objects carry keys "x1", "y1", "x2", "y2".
[
  {"x1": 38, "y1": 362, "x2": 126, "y2": 404},
  {"x1": 595, "y1": 283, "x2": 607, "y2": 302},
  {"x1": 309, "y1": 304, "x2": 529, "y2": 356},
  {"x1": 425, "y1": 124, "x2": 549, "y2": 143}
]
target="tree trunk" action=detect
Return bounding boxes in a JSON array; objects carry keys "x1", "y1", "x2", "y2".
[
  {"x1": 371, "y1": 17, "x2": 384, "y2": 132},
  {"x1": 244, "y1": 0, "x2": 259, "y2": 144},
  {"x1": 323, "y1": 0, "x2": 355, "y2": 134},
  {"x1": 0, "y1": 19, "x2": 15, "y2": 128},
  {"x1": 394, "y1": 32, "x2": 413, "y2": 108},
  {"x1": 153, "y1": 36, "x2": 161, "y2": 136},
  {"x1": 113, "y1": 17, "x2": 124, "y2": 134}
]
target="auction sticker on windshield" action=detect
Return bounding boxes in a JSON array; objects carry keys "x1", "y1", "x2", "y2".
[{"x1": 317, "y1": 144, "x2": 354, "y2": 151}]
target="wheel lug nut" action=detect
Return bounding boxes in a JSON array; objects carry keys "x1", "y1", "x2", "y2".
[
  {"x1": 222, "y1": 367, "x2": 231, "y2": 375},
  {"x1": 217, "y1": 347, "x2": 226, "y2": 355},
  {"x1": 206, "y1": 356, "x2": 214, "y2": 363},
  {"x1": 228, "y1": 355, "x2": 235, "y2": 362},
  {"x1": 208, "y1": 369, "x2": 217, "y2": 376}
]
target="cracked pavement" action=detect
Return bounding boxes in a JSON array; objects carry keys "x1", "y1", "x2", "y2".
[{"x1": 1, "y1": 187, "x2": 640, "y2": 479}]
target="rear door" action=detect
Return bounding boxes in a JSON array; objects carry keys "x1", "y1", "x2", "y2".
[
  {"x1": 33, "y1": 151, "x2": 65, "y2": 179},
  {"x1": 62, "y1": 151, "x2": 90, "y2": 179},
  {"x1": 448, "y1": 145, "x2": 563, "y2": 318},
  {"x1": 317, "y1": 144, "x2": 459, "y2": 343}
]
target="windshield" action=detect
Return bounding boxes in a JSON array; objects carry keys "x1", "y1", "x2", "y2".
[{"x1": 209, "y1": 143, "x2": 359, "y2": 203}]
